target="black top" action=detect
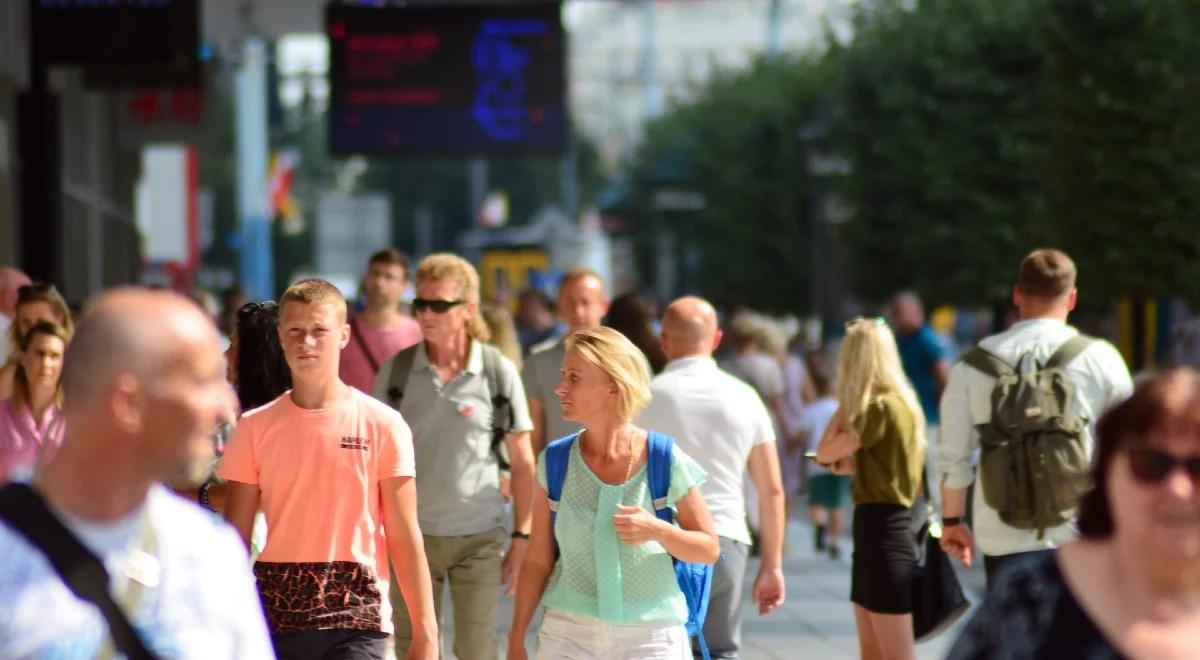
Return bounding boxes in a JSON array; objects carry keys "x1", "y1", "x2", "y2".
[{"x1": 947, "y1": 552, "x2": 1122, "y2": 660}]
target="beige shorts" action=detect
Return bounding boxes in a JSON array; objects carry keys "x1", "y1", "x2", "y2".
[{"x1": 536, "y1": 609, "x2": 690, "y2": 660}]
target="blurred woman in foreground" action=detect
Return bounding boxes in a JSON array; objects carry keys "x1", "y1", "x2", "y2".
[{"x1": 948, "y1": 368, "x2": 1200, "y2": 659}]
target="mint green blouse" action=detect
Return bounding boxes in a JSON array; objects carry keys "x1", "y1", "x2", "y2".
[{"x1": 535, "y1": 436, "x2": 708, "y2": 624}]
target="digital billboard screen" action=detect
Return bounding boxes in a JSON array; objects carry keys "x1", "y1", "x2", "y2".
[{"x1": 327, "y1": 1, "x2": 566, "y2": 155}]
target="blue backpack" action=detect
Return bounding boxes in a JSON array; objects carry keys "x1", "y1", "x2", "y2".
[{"x1": 545, "y1": 431, "x2": 714, "y2": 660}]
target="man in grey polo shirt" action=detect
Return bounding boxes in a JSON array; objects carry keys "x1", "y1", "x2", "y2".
[
  {"x1": 521, "y1": 267, "x2": 609, "y2": 454},
  {"x1": 638, "y1": 296, "x2": 787, "y2": 659},
  {"x1": 374, "y1": 253, "x2": 534, "y2": 660}
]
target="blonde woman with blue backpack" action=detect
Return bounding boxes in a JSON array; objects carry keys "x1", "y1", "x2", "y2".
[{"x1": 508, "y1": 327, "x2": 719, "y2": 659}]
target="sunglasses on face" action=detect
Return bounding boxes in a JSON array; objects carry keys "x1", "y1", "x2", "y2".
[
  {"x1": 1127, "y1": 448, "x2": 1200, "y2": 485},
  {"x1": 412, "y1": 298, "x2": 466, "y2": 314}
]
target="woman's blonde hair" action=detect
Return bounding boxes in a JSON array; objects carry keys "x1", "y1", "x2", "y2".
[
  {"x1": 415, "y1": 253, "x2": 490, "y2": 341},
  {"x1": 565, "y1": 326, "x2": 651, "y2": 421},
  {"x1": 836, "y1": 318, "x2": 926, "y2": 443},
  {"x1": 481, "y1": 302, "x2": 522, "y2": 371}
]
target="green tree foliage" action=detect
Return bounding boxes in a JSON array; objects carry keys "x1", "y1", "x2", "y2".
[
  {"x1": 624, "y1": 0, "x2": 1200, "y2": 313},
  {"x1": 629, "y1": 57, "x2": 830, "y2": 313}
]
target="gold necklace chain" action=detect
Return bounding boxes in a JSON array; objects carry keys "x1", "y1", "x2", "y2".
[{"x1": 623, "y1": 429, "x2": 636, "y2": 483}]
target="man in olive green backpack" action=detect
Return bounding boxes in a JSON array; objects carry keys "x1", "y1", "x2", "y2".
[{"x1": 937, "y1": 249, "x2": 1132, "y2": 588}]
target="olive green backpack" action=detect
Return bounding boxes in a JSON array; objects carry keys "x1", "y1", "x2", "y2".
[{"x1": 961, "y1": 335, "x2": 1094, "y2": 537}]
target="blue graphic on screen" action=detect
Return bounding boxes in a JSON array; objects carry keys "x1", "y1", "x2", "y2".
[{"x1": 472, "y1": 18, "x2": 549, "y2": 142}]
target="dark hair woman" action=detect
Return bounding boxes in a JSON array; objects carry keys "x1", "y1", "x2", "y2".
[
  {"x1": 226, "y1": 300, "x2": 292, "y2": 412},
  {"x1": 604, "y1": 292, "x2": 667, "y2": 374},
  {"x1": 193, "y1": 301, "x2": 292, "y2": 517},
  {"x1": 948, "y1": 367, "x2": 1200, "y2": 659},
  {"x1": 0, "y1": 321, "x2": 70, "y2": 483}
]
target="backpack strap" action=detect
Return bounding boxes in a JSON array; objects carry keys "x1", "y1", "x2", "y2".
[
  {"x1": 0, "y1": 484, "x2": 158, "y2": 660},
  {"x1": 348, "y1": 316, "x2": 381, "y2": 373},
  {"x1": 1044, "y1": 335, "x2": 1094, "y2": 370},
  {"x1": 646, "y1": 431, "x2": 674, "y2": 524},
  {"x1": 544, "y1": 434, "x2": 576, "y2": 557},
  {"x1": 960, "y1": 346, "x2": 1014, "y2": 379},
  {"x1": 384, "y1": 344, "x2": 420, "y2": 410},
  {"x1": 480, "y1": 344, "x2": 515, "y2": 470}
]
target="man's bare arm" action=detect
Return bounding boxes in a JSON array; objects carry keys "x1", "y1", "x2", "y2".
[
  {"x1": 222, "y1": 481, "x2": 260, "y2": 552},
  {"x1": 381, "y1": 475, "x2": 438, "y2": 658}
]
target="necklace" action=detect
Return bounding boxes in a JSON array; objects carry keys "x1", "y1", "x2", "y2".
[{"x1": 623, "y1": 429, "x2": 637, "y2": 483}]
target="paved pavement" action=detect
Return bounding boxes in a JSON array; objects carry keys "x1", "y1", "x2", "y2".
[{"x1": 410, "y1": 503, "x2": 987, "y2": 659}]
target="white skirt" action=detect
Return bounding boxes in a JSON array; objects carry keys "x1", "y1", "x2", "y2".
[{"x1": 536, "y1": 609, "x2": 690, "y2": 660}]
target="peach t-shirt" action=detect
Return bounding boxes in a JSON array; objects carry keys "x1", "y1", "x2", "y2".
[{"x1": 217, "y1": 387, "x2": 414, "y2": 635}]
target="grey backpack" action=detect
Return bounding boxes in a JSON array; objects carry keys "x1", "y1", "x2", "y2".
[{"x1": 961, "y1": 335, "x2": 1094, "y2": 537}]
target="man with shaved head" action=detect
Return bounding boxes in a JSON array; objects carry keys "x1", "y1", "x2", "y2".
[
  {"x1": 0, "y1": 288, "x2": 273, "y2": 657},
  {"x1": 0, "y1": 266, "x2": 31, "y2": 361},
  {"x1": 637, "y1": 296, "x2": 787, "y2": 659}
]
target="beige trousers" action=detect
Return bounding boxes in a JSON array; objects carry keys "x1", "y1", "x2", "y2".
[{"x1": 392, "y1": 526, "x2": 506, "y2": 660}]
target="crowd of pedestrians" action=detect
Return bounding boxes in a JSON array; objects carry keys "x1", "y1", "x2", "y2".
[{"x1": 1, "y1": 244, "x2": 1198, "y2": 659}]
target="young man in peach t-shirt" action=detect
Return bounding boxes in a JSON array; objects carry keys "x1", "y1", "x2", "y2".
[{"x1": 220, "y1": 279, "x2": 437, "y2": 660}]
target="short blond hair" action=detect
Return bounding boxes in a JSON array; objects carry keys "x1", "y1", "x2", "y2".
[
  {"x1": 415, "y1": 253, "x2": 490, "y2": 341},
  {"x1": 565, "y1": 327, "x2": 651, "y2": 421},
  {"x1": 280, "y1": 278, "x2": 347, "y2": 321}
]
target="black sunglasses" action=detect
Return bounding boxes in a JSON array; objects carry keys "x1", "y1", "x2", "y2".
[
  {"x1": 412, "y1": 298, "x2": 466, "y2": 314},
  {"x1": 1127, "y1": 448, "x2": 1200, "y2": 485}
]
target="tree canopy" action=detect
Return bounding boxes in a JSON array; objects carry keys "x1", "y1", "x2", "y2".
[{"x1": 623, "y1": 0, "x2": 1200, "y2": 314}]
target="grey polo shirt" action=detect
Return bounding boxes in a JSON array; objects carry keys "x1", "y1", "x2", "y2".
[
  {"x1": 520, "y1": 338, "x2": 583, "y2": 446},
  {"x1": 373, "y1": 339, "x2": 533, "y2": 537}
]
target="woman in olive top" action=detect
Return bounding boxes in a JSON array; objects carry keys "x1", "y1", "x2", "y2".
[
  {"x1": 508, "y1": 327, "x2": 719, "y2": 659},
  {"x1": 817, "y1": 317, "x2": 925, "y2": 660}
]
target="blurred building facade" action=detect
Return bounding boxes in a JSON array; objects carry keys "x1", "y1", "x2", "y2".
[{"x1": 566, "y1": 0, "x2": 854, "y2": 171}]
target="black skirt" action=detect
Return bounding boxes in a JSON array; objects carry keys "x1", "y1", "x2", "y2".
[{"x1": 851, "y1": 503, "x2": 916, "y2": 614}]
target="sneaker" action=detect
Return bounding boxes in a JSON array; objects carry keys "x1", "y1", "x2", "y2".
[{"x1": 828, "y1": 544, "x2": 841, "y2": 560}]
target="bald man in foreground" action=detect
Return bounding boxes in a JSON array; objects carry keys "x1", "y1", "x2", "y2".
[
  {"x1": 0, "y1": 289, "x2": 272, "y2": 657},
  {"x1": 636, "y1": 296, "x2": 786, "y2": 659}
]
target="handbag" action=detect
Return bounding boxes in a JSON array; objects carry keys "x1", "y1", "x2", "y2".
[{"x1": 911, "y1": 469, "x2": 971, "y2": 642}]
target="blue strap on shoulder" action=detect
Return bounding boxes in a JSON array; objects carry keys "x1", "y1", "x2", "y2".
[
  {"x1": 646, "y1": 431, "x2": 712, "y2": 660},
  {"x1": 544, "y1": 433, "x2": 577, "y2": 557}
]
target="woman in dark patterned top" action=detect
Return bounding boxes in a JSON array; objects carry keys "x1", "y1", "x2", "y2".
[{"x1": 948, "y1": 367, "x2": 1200, "y2": 659}]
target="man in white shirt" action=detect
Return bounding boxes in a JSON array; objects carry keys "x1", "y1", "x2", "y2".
[
  {"x1": 0, "y1": 267, "x2": 31, "y2": 361},
  {"x1": 938, "y1": 249, "x2": 1133, "y2": 586},
  {"x1": 0, "y1": 288, "x2": 273, "y2": 658},
  {"x1": 637, "y1": 296, "x2": 786, "y2": 659}
]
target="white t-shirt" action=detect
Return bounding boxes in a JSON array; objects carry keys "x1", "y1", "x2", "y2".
[
  {"x1": 799, "y1": 396, "x2": 839, "y2": 477},
  {"x1": 0, "y1": 484, "x2": 273, "y2": 658},
  {"x1": 637, "y1": 356, "x2": 776, "y2": 545},
  {"x1": 938, "y1": 318, "x2": 1133, "y2": 556}
]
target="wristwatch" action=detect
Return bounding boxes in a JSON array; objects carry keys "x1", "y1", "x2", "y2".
[
  {"x1": 942, "y1": 517, "x2": 964, "y2": 527},
  {"x1": 511, "y1": 530, "x2": 531, "y2": 540}
]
